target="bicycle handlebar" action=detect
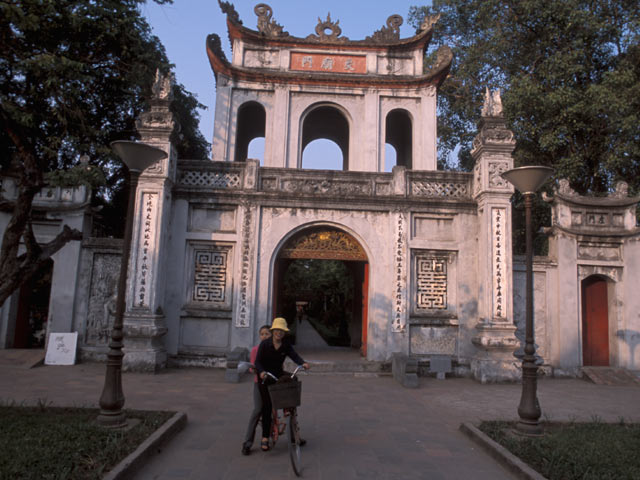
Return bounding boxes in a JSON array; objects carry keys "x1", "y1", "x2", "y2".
[{"x1": 238, "y1": 362, "x2": 306, "y2": 383}]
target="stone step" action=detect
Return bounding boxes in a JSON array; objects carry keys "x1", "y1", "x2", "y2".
[
  {"x1": 581, "y1": 366, "x2": 640, "y2": 386},
  {"x1": 284, "y1": 357, "x2": 390, "y2": 374}
]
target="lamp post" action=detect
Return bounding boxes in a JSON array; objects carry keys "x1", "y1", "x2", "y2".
[
  {"x1": 97, "y1": 141, "x2": 167, "y2": 427},
  {"x1": 501, "y1": 165, "x2": 554, "y2": 436}
]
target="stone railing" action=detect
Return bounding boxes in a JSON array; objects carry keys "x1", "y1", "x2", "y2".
[
  {"x1": 176, "y1": 160, "x2": 473, "y2": 201},
  {"x1": 176, "y1": 160, "x2": 246, "y2": 190}
]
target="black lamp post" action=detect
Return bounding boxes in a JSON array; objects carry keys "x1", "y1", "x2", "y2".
[
  {"x1": 97, "y1": 140, "x2": 167, "y2": 427},
  {"x1": 501, "y1": 165, "x2": 554, "y2": 436}
]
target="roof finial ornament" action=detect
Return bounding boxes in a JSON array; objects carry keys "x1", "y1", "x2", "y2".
[
  {"x1": 366, "y1": 14, "x2": 403, "y2": 42},
  {"x1": 255, "y1": 3, "x2": 287, "y2": 37},
  {"x1": 218, "y1": 0, "x2": 242, "y2": 25},
  {"x1": 481, "y1": 87, "x2": 503, "y2": 117},
  {"x1": 152, "y1": 69, "x2": 173, "y2": 102},
  {"x1": 420, "y1": 13, "x2": 441, "y2": 31},
  {"x1": 306, "y1": 13, "x2": 348, "y2": 43}
]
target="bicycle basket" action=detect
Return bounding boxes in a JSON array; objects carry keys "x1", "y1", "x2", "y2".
[{"x1": 268, "y1": 379, "x2": 301, "y2": 409}]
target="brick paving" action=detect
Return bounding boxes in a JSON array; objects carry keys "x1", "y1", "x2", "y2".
[{"x1": 1, "y1": 360, "x2": 639, "y2": 479}]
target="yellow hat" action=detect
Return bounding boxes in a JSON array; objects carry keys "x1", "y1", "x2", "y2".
[{"x1": 270, "y1": 317, "x2": 289, "y2": 332}]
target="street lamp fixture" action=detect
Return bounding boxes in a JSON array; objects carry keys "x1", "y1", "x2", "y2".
[
  {"x1": 97, "y1": 141, "x2": 167, "y2": 427},
  {"x1": 501, "y1": 165, "x2": 554, "y2": 436}
]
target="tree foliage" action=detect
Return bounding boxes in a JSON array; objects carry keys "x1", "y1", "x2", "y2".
[
  {"x1": 0, "y1": 0, "x2": 209, "y2": 306},
  {"x1": 409, "y1": 0, "x2": 640, "y2": 196}
]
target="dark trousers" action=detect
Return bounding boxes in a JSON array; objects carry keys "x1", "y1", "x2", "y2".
[
  {"x1": 242, "y1": 383, "x2": 262, "y2": 446},
  {"x1": 258, "y1": 381, "x2": 274, "y2": 439}
]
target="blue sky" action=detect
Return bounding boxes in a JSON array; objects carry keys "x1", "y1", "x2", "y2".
[{"x1": 143, "y1": 0, "x2": 427, "y2": 165}]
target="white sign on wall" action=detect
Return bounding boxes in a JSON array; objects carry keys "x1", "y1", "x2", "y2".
[{"x1": 45, "y1": 332, "x2": 78, "y2": 366}]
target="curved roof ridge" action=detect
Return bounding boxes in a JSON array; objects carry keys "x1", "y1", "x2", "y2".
[{"x1": 217, "y1": 1, "x2": 440, "y2": 50}]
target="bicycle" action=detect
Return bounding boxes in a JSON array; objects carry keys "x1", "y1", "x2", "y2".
[
  {"x1": 263, "y1": 365, "x2": 304, "y2": 476},
  {"x1": 238, "y1": 362, "x2": 305, "y2": 476}
]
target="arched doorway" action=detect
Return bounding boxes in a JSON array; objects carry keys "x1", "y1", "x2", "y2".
[
  {"x1": 272, "y1": 226, "x2": 369, "y2": 356},
  {"x1": 581, "y1": 275, "x2": 609, "y2": 366}
]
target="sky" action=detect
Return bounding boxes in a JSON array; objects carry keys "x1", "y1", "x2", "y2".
[{"x1": 142, "y1": 0, "x2": 427, "y2": 166}]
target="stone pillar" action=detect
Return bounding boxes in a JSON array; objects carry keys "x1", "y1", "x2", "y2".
[
  {"x1": 122, "y1": 71, "x2": 177, "y2": 372},
  {"x1": 470, "y1": 90, "x2": 519, "y2": 382}
]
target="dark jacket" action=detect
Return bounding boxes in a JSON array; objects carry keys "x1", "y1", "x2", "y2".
[{"x1": 254, "y1": 336, "x2": 305, "y2": 379}]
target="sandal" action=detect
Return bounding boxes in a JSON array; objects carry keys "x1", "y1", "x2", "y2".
[{"x1": 261, "y1": 438, "x2": 270, "y2": 451}]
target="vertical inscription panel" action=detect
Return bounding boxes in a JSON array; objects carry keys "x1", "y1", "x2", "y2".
[
  {"x1": 392, "y1": 212, "x2": 407, "y2": 333},
  {"x1": 133, "y1": 192, "x2": 156, "y2": 309},
  {"x1": 492, "y1": 208, "x2": 507, "y2": 320}
]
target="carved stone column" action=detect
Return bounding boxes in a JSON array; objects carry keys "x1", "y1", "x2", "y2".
[
  {"x1": 470, "y1": 90, "x2": 519, "y2": 382},
  {"x1": 122, "y1": 71, "x2": 176, "y2": 372}
]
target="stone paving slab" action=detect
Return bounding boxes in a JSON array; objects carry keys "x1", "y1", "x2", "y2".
[{"x1": 1, "y1": 362, "x2": 639, "y2": 479}]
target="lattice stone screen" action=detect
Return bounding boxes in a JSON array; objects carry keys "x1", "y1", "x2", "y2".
[
  {"x1": 189, "y1": 245, "x2": 232, "y2": 306},
  {"x1": 416, "y1": 255, "x2": 448, "y2": 310}
]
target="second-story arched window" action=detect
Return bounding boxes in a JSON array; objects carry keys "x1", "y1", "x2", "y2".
[
  {"x1": 385, "y1": 109, "x2": 412, "y2": 169},
  {"x1": 234, "y1": 101, "x2": 265, "y2": 162},
  {"x1": 301, "y1": 105, "x2": 349, "y2": 170}
]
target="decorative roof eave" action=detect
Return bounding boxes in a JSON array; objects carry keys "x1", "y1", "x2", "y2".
[
  {"x1": 542, "y1": 179, "x2": 640, "y2": 208},
  {"x1": 226, "y1": 15, "x2": 434, "y2": 53},
  {"x1": 218, "y1": 1, "x2": 439, "y2": 55},
  {"x1": 206, "y1": 34, "x2": 452, "y2": 89}
]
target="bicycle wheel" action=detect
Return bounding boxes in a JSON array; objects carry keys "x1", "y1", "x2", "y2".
[{"x1": 286, "y1": 409, "x2": 302, "y2": 476}]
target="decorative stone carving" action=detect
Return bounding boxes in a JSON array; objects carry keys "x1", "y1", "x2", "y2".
[
  {"x1": 557, "y1": 178, "x2": 577, "y2": 196},
  {"x1": 218, "y1": 0, "x2": 241, "y2": 25},
  {"x1": 254, "y1": 3, "x2": 287, "y2": 37},
  {"x1": 488, "y1": 161, "x2": 509, "y2": 188},
  {"x1": 306, "y1": 13, "x2": 349, "y2": 43},
  {"x1": 366, "y1": 15, "x2": 403, "y2": 42},
  {"x1": 471, "y1": 125, "x2": 515, "y2": 153},
  {"x1": 473, "y1": 163, "x2": 482, "y2": 196},
  {"x1": 610, "y1": 181, "x2": 629, "y2": 198},
  {"x1": 411, "y1": 180, "x2": 469, "y2": 198},
  {"x1": 136, "y1": 69, "x2": 176, "y2": 144},
  {"x1": 151, "y1": 69, "x2": 173, "y2": 102},
  {"x1": 420, "y1": 13, "x2": 441, "y2": 31},
  {"x1": 415, "y1": 255, "x2": 447, "y2": 310},
  {"x1": 280, "y1": 179, "x2": 373, "y2": 196},
  {"x1": 481, "y1": 88, "x2": 503, "y2": 117},
  {"x1": 280, "y1": 229, "x2": 367, "y2": 261},
  {"x1": 179, "y1": 170, "x2": 241, "y2": 189},
  {"x1": 193, "y1": 248, "x2": 229, "y2": 303},
  {"x1": 577, "y1": 242, "x2": 621, "y2": 261},
  {"x1": 424, "y1": 45, "x2": 453, "y2": 78},
  {"x1": 85, "y1": 255, "x2": 120, "y2": 345},
  {"x1": 206, "y1": 34, "x2": 229, "y2": 65}
]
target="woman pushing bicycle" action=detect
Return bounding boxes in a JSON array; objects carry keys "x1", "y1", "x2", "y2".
[{"x1": 254, "y1": 317, "x2": 309, "y2": 451}]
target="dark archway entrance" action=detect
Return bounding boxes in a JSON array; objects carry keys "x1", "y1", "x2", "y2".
[
  {"x1": 13, "y1": 259, "x2": 53, "y2": 349},
  {"x1": 581, "y1": 275, "x2": 609, "y2": 366},
  {"x1": 272, "y1": 227, "x2": 369, "y2": 356}
]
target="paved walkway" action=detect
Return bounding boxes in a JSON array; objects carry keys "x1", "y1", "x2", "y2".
[{"x1": 1, "y1": 360, "x2": 639, "y2": 480}]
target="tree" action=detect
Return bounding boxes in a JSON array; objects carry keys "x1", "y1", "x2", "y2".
[
  {"x1": 409, "y1": 0, "x2": 640, "y2": 196},
  {"x1": 0, "y1": 0, "x2": 209, "y2": 306}
]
